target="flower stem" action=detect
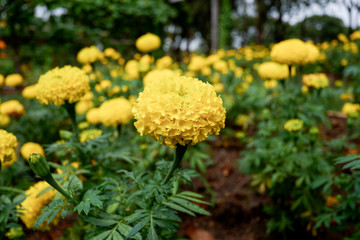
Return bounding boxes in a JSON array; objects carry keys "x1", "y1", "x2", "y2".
[
  {"x1": 43, "y1": 174, "x2": 72, "y2": 200},
  {"x1": 63, "y1": 102, "x2": 79, "y2": 142},
  {"x1": 162, "y1": 144, "x2": 187, "y2": 185}
]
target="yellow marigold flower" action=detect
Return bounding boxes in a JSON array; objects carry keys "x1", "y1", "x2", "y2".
[
  {"x1": 188, "y1": 55, "x2": 206, "y2": 72},
  {"x1": 234, "y1": 67, "x2": 243, "y2": 77},
  {"x1": 0, "y1": 113, "x2": 10, "y2": 127},
  {"x1": 270, "y1": 39, "x2": 308, "y2": 65},
  {"x1": 338, "y1": 33, "x2": 348, "y2": 43},
  {"x1": 143, "y1": 69, "x2": 177, "y2": 87},
  {"x1": 133, "y1": 75, "x2": 226, "y2": 149},
  {"x1": 302, "y1": 85, "x2": 309, "y2": 94},
  {"x1": 0, "y1": 74, "x2": 4, "y2": 86},
  {"x1": 213, "y1": 60, "x2": 228, "y2": 74},
  {"x1": 19, "y1": 181, "x2": 58, "y2": 230},
  {"x1": 124, "y1": 60, "x2": 139, "y2": 80},
  {"x1": 75, "y1": 100, "x2": 93, "y2": 114},
  {"x1": 243, "y1": 74, "x2": 253, "y2": 83},
  {"x1": 78, "y1": 121, "x2": 90, "y2": 130},
  {"x1": 303, "y1": 42, "x2": 319, "y2": 64},
  {"x1": 350, "y1": 30, "x2": 360, "y2": 41},
  {"x1": 257, "y1": 62, "x2": 289, "y2": 80},
  {"x1": 138, "y1": 54, "x2": 152, "y2": 72},
  {"x1": 77, "y1": 45, "x2": 101, "y2": 64},
  {"x1": 36, "y1": 65, "x2": 90, "y2": 105},
  {"x1": 326, "y1": 196, "x2": 339, "y2": 208},
  {"x1": 80, "y1": 129, "x2": 103, "y2": 143},
  {"x1": 340, "y1": 93, "x2": 354, "y2": 101},
  {"x1": 82, "y1": 64, "x2": 93, "y2": 74},
  {"x1": 95, "y1": 80, "x2": 112, "y2": 92},
  {"x1": 135, "y1": 33, "x2": 161, "y2": 53},
  {"x1": 264, "y1": 80, "x2": 278, "y2": 89},
  {"x1": 104, "y1": 48, "x2": 116, "y2": 57},
  {"x1": 205, "y1": 54, "x2": 221, "y2": 65},
  {"x1": 20, "y1": 142, "x2": 45, "y2": 160},
  {"x1": 302, "y1": 73, "x2": 329, "y2": 89},
  {"x1": 201, "y1": 67, "x2": 212, "y2": 76},
  {"x1": 342, "y1": 102, "x2": 360, "y2": 116},
  {"x1": 235, "y1": 82, "x2": 249, "y2": 94},
  {"x1": 156, "y1": 56, "x2": 173, "y2": 69},
  {"x1": 0, "y1": 100, "x2": 25, "y2": 117},
  {"x1": 284, "y1": 119, "x2": 304, "y2": 132},
  {"x1": 213, "y1": 83, "x2": 224, "y2": 93},
  {"x1": 341, "y1": 59, "x2": 348, "y2": 66},
  {"x1": 99, "y1": 97, "x2": 133, "y2": 126},
  {"x1": 235, "y1": 114, "x2": 249, "y2": 126},
  {"x1": 108, "y1": 85, "x2": 122, "y2": 96},
  {"x1": 5, "y1": 73, "x2": 23, "y2": 87},
  {"x1": 86, "y1": 108, "x2": 101, "y2": 125},
  {"x1": 22, "y1": 85, "x2": 37, "y2": 99},
  {"x1": 0, "y1": 129, "x2": 17, "y2": 169}
]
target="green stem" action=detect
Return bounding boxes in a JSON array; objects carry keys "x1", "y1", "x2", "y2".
[
  {"x1": 43, "y1": 174, "x2": 72, "y2": 200},
  {"x1": 162, "y1": 144, "x2": 187, "y2": 185},
  {"x1": 0, "y1": 186, "x2": 25, "y2": 194},
  {"x1": 63, "y1": 102, "x2": 79, "y2": 142}
]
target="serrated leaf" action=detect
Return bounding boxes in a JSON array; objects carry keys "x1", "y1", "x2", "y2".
[
  {"x1": 33, "y1": 208, "x2": 53, "y2": 230},
  {"x1": 82, "y1": 216, "x2": 118, "y2": 227},
  {"x1": 92, "y1": 230, "x2": 112, "y2": 240},
  {"x1": 112, "y1": 231, "x2": 124, "y2": 240},
  {"x1": 74, "y1": 189, "x2": 103, "y2": 215},
  {"x1": 117, "y1": 223, "x2": 142, "y2": 240},
  {"x1": 163, "y1": 202, "x2": 195, "y2": 216},
  {"x1": 124, "y1": 211, "x2": 147, "y2": 224},
  {"x1": 170, "y1": 197, "x2": 210, "y2": 216}
]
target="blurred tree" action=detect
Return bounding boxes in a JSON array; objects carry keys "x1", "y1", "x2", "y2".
[{"x1": 219, "y1": 0, "x2": 233, "y2": 49}]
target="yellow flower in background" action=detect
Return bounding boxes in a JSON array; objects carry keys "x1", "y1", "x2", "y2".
[
  {"x1": 20, "y1": 142, "x2": 45, "y2": 160},
  {"x1": 36, "y1": 65, "x2": 90, "y2": 105},
  {"x1": 77, "y1": 45, "x2": 101, "y2": 64},
  {"x1": 340, "y1": 93, "x2": 354, "y2": 101},
  {"x1": 135, "y1": 33, "x2": 161, "y2": 52},
  {"x1": 270, "y1": 39, "x2": 308, "y2": 65},
  {"x1": 124, "y1": 60, "x2": 139, "y2": 80},
  {"x1": 205, "y1": 54, "x2": 221, "y2": 65},
  {"x1": 0, "y1": 113, "x2": 10, "y2": 127},
  {"x1": 235, "y1": 82, "x2": 249, "y2": 94},
  {"x1": 341, "y1": 59, "x2": 348, "y2": 66},
  {"x1": 22, "y1": 85, "x2": 37, "y2": 99},
  {"x1": 107, "y1": 85, "x2": 122, "y2": 96},
  {"x1": 284, "y1": 119, "x2": 304, "y2": 132},
  {"x1": 188, "y1": 55, "x2": 206, "y2": 72},
  {"x1": 138, "y1": 54, "x2": 152, "y2": 72},
  {"x1": 78, "y1": 121, "x2": 90, "y2": 130},
  {"x1": 156, "y1": 56, "x2": 173, "y2": 69},
  {"x1": 303, "y1": 42, "x2": 319, "y2": 64},
  {"x1": 257, "y1": 62, "x2": 289, "y2": 80},
  {"x1": 95, "y1": 80, "x2": 112, "y2": 92},
  {"x1": 213, "y1": 83, "x2": 224, "y2": 93},
  {"x1": 301, "y1": 85, "x2": 309, "y2": 94},
  {"x1": 75, "y1": 100, "x2": 93, "y2": 114},
  {"x1": 0, "y1": 74, "x2": 4, "y2": 86},
  {"x1": 213, "y1": 60, "x2": 228, "y2": 74},
  {"x1": 337, "y1": 33, "x2": 348, "y2": 43},
  {"x1": 264, "y1": 80, "x2": 278, "y2": 89},
  {"x1": 0, "y1": 129, "x2": 17, "y2": 169},
  {"x1": 350, "y1": 30, "x2": 360, "y2": 41},
  {"x1": 82, "y1": 64, "x2": 93, "y2": 74},
  {"x1": 19, "y1": 181, "x2": 58, "y2": 230},
  {"x1": 143, "y1": 69, "x2": 177, "y2": 87},
  {"x1": 302, "y1": 73, "x2": 329, "y2": 89},
  {"x1": 99, "y1": 97, "x2": 133, "y2": 126},
  {"x1": 235, "y1": 114, "x2": 249, "y2": 126},
  {"x1": 342, "y1": 102, "x2": 360, "y2": 116},
  {"x1": 86, "y1": 108, "x2": 101, "y2": 125},
  {"x1": 80, "y1": 129, "x2": 103, "y2": 143},
  {"x1": 5, "y1": 73, "x2": 23, "y2": 87},
  {"x1": 0, "y1": 100, "x2": 25, "y2": 117},
  {"x1": 133, "y1": 75, "x2": 226, "y2": 149}
]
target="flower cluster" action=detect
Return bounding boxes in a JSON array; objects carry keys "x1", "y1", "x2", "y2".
[
  {"x1": 133, "y1": 74, "x2": 226, "y2": 148},
  {"x1": 270, "y1": 39, "x2": 307, "y2": 65},
  {"x1": 135, "y1": 33, "x2": 161, "y2": 53},
  {"x1": 0, "y1": 129, "x2": 17, "y2": 168},
  {"x1": 302, "y1": 73, "x2": 329, "y2": 89},
  {"x1": 257, "y1": 62, "x2": 289, "y2": 80},
  {"x1": 284, "y1": 119, "x2": 304, "y2": 132},
  {"x1": 19, "y1": 181, "x2": 58, "y2": 230},
  {"x1": 36, "y1": 65, "x2": 90, "y2": 105}
]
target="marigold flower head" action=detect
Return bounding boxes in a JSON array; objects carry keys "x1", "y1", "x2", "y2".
[
  {"x1": 20, "y1": 142, "x2": 45, "y2": 160},
  {"x1": 86, "y1": 107, "x2": 101, "y2": 125},
  {"x1": 257, "y1": 62, "x2": 289, "y2": 80},
  {"x1": 156, "y1": 56, "x2": 173, "y2": 69},
  {"x1": 303, "y1": 42, "x2": 320, "y2": 64},
  {"x1": 19, "y1": 181, "x2": 58, "y2": 230},
  {"x1": 36, "y1": 65, "x2": 90, "y2": 105},
  {"x1": 302, "y1": 73, "x2": 329, "y2": 89},
  {"x1": 213, "y1": 60, "x2": 228, "y2": 74},
  {"x1": 284, "y1": 119, "x2": 303, "y2": 132},
  {"x1": 80, "y1": 129, "x2": 103, "y2": 143},
  {"x1": 188, "y1": 55, "x2": 206, "y2": 72},
  {"x1": 264, "y1": 80, "x2": 278, "y2": 89},
  {"x1": 270, "y1": 39, "x2": 308, "y2": 65},
  {"x1": 0, "y1": 113, "x2": 10, "y2": 127},
  {"x1": 135, "y1": 33, "x2": 161, "y2": 53},
  {"x1": 99, "y1": 97, "x2": 133, "y2": 126},
  {"x1": 77, "y1": 45, "x2": 101, "y2": 64},
  {"x1": 338, "y1": 33, "x2": 348, "y2": 43},
  {"x1": 0, "y1": 100, "x2": 25, "y2": 117},
  {"x1": 124, "y1": 60, "x2": 140, "y2": 80},
  {"x1": 340, "y1": 93, "x2": 354, "y2": 101},
  {"x1": 143, "y1": 69, "x2": 177, "y2": 87},
  {"x1": 22, "y1": 85, "x2": 37, "y2": 99},
  {"x1": 133, "y1": 75, "x2": 226, "y2": 149},
  {"x1": 342, "y1": 102, "x2": 360, "y2": 117},
  {"x1": 350, "y1": 30, "x2": 360, "y2": 41},
  {"x1": 0, "y1": 129, "x2": 17, "y2": 169},
  {"x1": 5, "y1": 73, "x2": 23, "y2": 87}
]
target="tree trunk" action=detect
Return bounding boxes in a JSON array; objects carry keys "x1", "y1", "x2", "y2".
[{"x1": 211, "y1": 0, "x2": 219, "y2": 51}]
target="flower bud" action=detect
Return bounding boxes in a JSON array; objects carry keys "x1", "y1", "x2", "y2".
[{"x1": 29, "y1": 153, "x2": 51, "y2": 178}]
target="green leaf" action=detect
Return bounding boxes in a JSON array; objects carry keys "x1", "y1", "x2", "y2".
[
  {"x1": 112, "y1": 231, "x2": 124, "y2": 240},
  {"x1": 82, "y1": 216, "x2": 117, "y2": 227},
  {"x1": 170, "y1": 197, "x2": 210, "y2": 216},
  {"x1": 126, "y1": 218, "x2": 148, "y2": 238},
  {"x1": 163, "y1": 202, "x2": 195, "y2": 216},
  {"x1": 33, "y1": 208, "x2": 53, "y2": 230},
  {"x1": 92, "y1": 230, "x2": 112, "y2": 240},
  {"x1": 74, "y1": 189, "x2": 103, "y2": 215},
  {"x1": 117, "y1": 223, "x2": 142, "y2": 240}
]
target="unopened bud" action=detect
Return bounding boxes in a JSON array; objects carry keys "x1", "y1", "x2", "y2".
[{"x1": 29, "y1": 153, "x2": 51, "y2": 178}]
